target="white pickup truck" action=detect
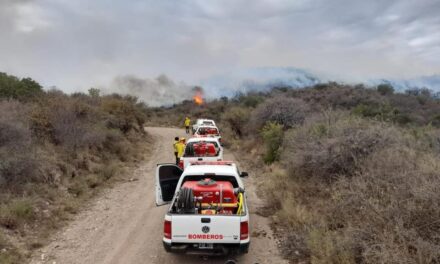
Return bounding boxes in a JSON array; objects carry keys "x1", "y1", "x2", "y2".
[
  {"x1": 155, "y1": 161, "x2": 250, "y2": 256},
  {"x1": 178, "y1": 137, "x2": 223, "y2": 169},
  {"x1": 192, "y1": 119, "x2": 216, "y2": 134},
  {"x1": 194, "y1": 125, "x2": 222, "y2": 144}
]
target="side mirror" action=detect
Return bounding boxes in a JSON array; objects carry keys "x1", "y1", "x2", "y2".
[{"x1": 240, "y1": 172, "x2": 249, "y2": 178}]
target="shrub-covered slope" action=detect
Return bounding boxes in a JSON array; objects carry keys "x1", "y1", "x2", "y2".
[
  {"x1": 0, "y1": 73, "x2": 150, "y2": 263},
  {"x1": 153, "y1": 82, "x2": 440, "y2": 263}
]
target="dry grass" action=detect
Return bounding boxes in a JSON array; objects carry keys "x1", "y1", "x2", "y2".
[
  {"x1": 0, "y1": 85, "x2": 151, "y2": 262},
  {"x1": 262, "y1": 113, "x2": 440, "y2": 263},
  {"x1": 0, "y1": 199, "x2": 34, "y2": 229},
  {"x1": 283, "y1": 113, "x2": 399, "y2": 181},
  {"x1": 250, "y1": 96, "x2": 307, "y2": 130}
]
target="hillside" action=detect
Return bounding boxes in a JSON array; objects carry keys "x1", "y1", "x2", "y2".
[
  {"x1": 373, "y1": 75, "x2": 440, "y2": 91},
  {"x1": 0, "y1": 73, "x2": 150, "y2": 263},
  {"x1": 152, "y1": 82, "x2": 440, "y2": 263},
  {"x1": 199, "y1": 67, "x2": 440, "y2": 99}
]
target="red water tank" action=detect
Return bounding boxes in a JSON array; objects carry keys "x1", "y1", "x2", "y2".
[
  {"x1": 182, "y1": 178, "x2": 237, "y2": 204},
  {"x1": 206, "y1": 143, "x2": 216, "y2": 156},
  {"x1": 193, "y1": 142, "x2": 216, "y2": 156},
  {"x1": 193, "y1": 143, "x2": 205, "y2": 156},
  {"x1": 206, "y1": 128, "x2": 219, "y2": 135}
]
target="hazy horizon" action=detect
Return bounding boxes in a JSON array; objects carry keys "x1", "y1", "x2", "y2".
[{"x1": 1, "y1": 0, "x2": 439, "y2": 94}]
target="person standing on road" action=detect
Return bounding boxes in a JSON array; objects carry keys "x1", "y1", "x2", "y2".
[
  {"x1": 184, "y1": 116, "x2": 191, "y2": 134},
  {"x1": 173, "y1": 136, "x2": 179, "y2": 164},
  {"x1": 176, "y1": 137, "x2": 186, "y2": 165}
]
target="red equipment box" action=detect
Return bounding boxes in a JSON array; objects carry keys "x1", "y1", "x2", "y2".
[
  {"x1": 193, "y1": 142, "x2": 216, "y2": 156},
  {"x1": 198, "y1": 127, "x2": 219, "y2": 135},
  {"x1": 182, "y1": 178, "x2": 237, "y2": 204}
]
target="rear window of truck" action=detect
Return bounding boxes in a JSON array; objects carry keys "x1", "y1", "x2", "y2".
[
  {"x1": 184, "y1": 141, "x2": 220, "y2": 157},
  {"x1": 197, "y1": 127, "x2": 219, "y2": 135}
]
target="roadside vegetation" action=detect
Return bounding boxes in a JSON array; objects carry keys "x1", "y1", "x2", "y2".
[
  {"x1": 0, "y1": 73, "x2": 150, "y2": 263},
  {"x1": 152, "y1": 82, "x2": 440, "y2": 263}
]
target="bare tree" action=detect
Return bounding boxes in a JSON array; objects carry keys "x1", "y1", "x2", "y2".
[{"x1": 251, "y1": 96, "x2": 308, "y2": 129}]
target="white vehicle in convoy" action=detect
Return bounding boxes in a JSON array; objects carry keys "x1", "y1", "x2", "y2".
[
  {"x1": 155, "y1": 161, "x2": 250, "y2": 256},
  {"x1": 178, "y1": 137, "x2": 223, "y2": 169},
  {"x1": 192, "y1": 119, "x2": 216, "y2": 134},
  {"x1": 193, "y1": 125, "x2": 222, "y2": 144}
]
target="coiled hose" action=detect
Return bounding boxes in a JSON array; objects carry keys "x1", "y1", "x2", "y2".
[{"x1": 176, "y1": 187, "x2": 195, "y2": 214}]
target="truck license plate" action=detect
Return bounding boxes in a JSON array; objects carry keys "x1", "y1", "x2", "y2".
[{"x1": 199, "y1": 243, "x2": 213, "y2": 249}]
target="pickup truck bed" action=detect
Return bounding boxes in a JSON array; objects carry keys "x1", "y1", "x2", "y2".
[
  {"x1": 156, "y1": 162, "x2": 250, "y2": 256},
  {"x1": 180, "y1": 138, "x2": 223, "y2": 169}
]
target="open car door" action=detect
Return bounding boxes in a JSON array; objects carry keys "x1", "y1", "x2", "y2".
[{"x1": 155, "y1": 164, "x2": 183, "y2": 206}]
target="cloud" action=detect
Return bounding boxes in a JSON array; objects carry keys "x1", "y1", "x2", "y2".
[{"x1": 0, "y1": 0, "x2": 439, "y2": 93}]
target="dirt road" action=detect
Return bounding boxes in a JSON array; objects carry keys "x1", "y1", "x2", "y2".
[{"x1": 30, "y1": 127, "x2": 287, "y2": 264}]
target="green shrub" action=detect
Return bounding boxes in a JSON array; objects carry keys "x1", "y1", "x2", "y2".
[
  {"x1": 417, "y1": 95, "x2": 428, "y2": 105},
  {"x1": 393, "y1": 113, "x2": 413, "y2": 125},
  {"x1": 352, "y1": 103, "x2": 379, "y2": 118},
  {"x1": 313, "y1": 83, "x2": 329, "y2": 90},
  {"x1": 377, "y1": 84, "x2": 394, "y2": 95},
  {"x1": 261, "y1": 122, "x2": 284, "y2": 164},
  {"x1": 241, "y1": 94, "x2": 265, "y2": 108},
  {"x1": 88, "y1": 88, "x2": 101, "y2": 97},
  {"x1": 352, "y1": 103, "x2": 397, "y2": 122},
  {"x1": 0, "y1": 73, "x2": 43, "y2": 101},
  {"x1": 221, "y1": 106, "x2": 251, "y2": 137},
  {"x1": 101, "y1": 96, "x2": 146, "y2": 133}
]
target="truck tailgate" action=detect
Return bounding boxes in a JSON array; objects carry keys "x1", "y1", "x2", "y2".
[
  {"x1": 183, "y1": 157, "x2": 220, "y2": 168},
  {"x1": 171, "y1": 215, "x2": 241, "y2": 244}
]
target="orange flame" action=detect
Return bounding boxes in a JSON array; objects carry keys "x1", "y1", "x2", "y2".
[{"x1": 193, "y1": 91, "x2": 204, "y2": 105}]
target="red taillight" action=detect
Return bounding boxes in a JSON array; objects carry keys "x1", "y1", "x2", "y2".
[
  {"x1": 240, "y1": 221, "x2": 249, "y2": 240},
  {"x1": 164, "y1": 220, "x2": 172, "y2": 239},
  {"x1": 178, "y1": 160, "x2": 184, "y2": 169}
]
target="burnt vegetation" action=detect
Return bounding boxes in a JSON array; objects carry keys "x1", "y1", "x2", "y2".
[
  {"x1": 152, "y1": 82, "x2": 440, "y2": 263},
  {"x1": 0, "y1": 73, "x2": 150, "y2": 263}
]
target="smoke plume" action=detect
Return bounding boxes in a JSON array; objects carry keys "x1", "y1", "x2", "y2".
[{"x1": 105, "y1": 74, "x2": 194, "y2": 107}]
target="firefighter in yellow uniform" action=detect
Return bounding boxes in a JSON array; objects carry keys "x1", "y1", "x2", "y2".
[
  {"x1": 176, "y1": 137, "x2": 186, "y2": 165},
  {"x1": 184, "y1": 117, "x2": 191, "y2": 134},
  {"x1": 173, "y1": 136, "x2": 179, "y2": 164}
]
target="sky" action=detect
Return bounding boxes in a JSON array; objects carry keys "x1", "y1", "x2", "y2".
[{"x1": 1, "y1": 0, "x2": 439, "y2": 100}]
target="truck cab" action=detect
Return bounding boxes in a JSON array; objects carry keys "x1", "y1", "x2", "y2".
[{"x1": 155, "y1": 161, "x2": 250, "y2": 256}]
